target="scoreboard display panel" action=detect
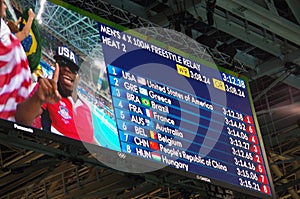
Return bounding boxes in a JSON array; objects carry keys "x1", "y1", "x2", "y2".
[
  {"x1": 1, "y1": 1, "x2": 275, "y2": 198},
  {"x1": 98, "y1": 22, "x2": 274, "y2": 198}
]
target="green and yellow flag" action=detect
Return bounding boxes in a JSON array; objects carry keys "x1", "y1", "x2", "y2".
[{"x1": 20, "y1": 8, "x2": 42, "y2": 72}]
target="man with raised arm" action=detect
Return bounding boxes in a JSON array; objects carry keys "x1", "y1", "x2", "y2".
[{"x1": 16, "y1": 46, "x2": 95, "y2": 144}]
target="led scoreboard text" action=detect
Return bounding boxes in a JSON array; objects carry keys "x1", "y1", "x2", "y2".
[
  {"x1": 108, "y1": 65, "x2": 270, "y2": 193},
  {"x1": 98, "y1": 22, "x2": 273, "y2": 198}
]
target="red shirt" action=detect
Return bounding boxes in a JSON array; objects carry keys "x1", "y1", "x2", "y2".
[{"x1": 42, "y1": 96, "x2": 94, "y2": 143}]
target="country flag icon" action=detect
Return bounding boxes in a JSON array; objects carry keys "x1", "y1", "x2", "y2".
[
  {"x1": 150, "y1": 141, "x2": 159, "y2": 150},
  {"x1": 139, "y1": 87, "x2": 148, "y2": 96},
  {"x1": 150, "y1": 131, "x2": 158, "y2": 140},
  {"x1": 151, "y1": 152, "x2": 161, "y2": 162},
  {"x1": 145, "y1": 119, "x2": 153, "y2": 127},
  {"x1": 137, "y1": 76, "x2": 146, "y2": 85},
  {"x1": 141, "y1": 97, "x2": 151, "y2": 107},
  {"x1": 144, "y1": 108, "x2": 153, "y2": 118}
]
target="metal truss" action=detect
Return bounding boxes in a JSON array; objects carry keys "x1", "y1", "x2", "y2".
[
  {"x1": 59, "y1": 0, "x2": 247, "y2": 72},
  {"x1": 16, "y1": 0, "x2": 247, "y2": 72},
  {"x1": 40, "y1": 2, "x2": 101, "y2": 57}
]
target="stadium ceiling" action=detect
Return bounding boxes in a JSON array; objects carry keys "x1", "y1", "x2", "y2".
[
  {"x1": 11, "y1": 0, "x2": 300, "y2": 88},
  {"x1": 2, "y1": 0, "x2": 300, "y2": 198},
  {"x1": 15, "y1": 0, "x2": 300, "y2": 88}
]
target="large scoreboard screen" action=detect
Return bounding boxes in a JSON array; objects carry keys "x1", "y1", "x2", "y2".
[
  {"x1": 97, "y1": 23, "x2": 274, "y2": 198},
  {"x1": 1, "y1": 0, "x2": 275, "y2": 198}
]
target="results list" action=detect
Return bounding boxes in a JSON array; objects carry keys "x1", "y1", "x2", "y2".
[
  {"x1": 98, "y1": 22, "x2": 272, "y2": 197},
  {"x1": 106, "y1": 64, "x2": 271, "y2": 195}
]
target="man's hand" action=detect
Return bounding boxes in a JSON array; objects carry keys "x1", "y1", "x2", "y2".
[
  {"x1": 14, "y1": 8, "x2": 35, "y2": 41},
  {"x1": 15, "y1": 64, "x2": 61, "y2": 125},
  {"x1": 35, "y1": 63, "x2": 61, "y2": 104},
  {"x1": 28, "y1": 8, "x2": 35, "y2": 20}
]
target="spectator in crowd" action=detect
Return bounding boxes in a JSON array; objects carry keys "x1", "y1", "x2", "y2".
[
  {"x1": 7, "y1": 7, "x2": 41, "y2": 73},
  {"x1": 7, "y1": 8, "x2": 35, "y2": 42},
  {"x1": 0, "y1": 0, "x2": 32, "y2": 121},
  {"x1": 16, "y1": 46, "x2": 96, "y2": 144}
]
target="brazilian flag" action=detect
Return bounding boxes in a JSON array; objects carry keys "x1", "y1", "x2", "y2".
[{"x1": 19, "y1": 8, "x2": 42, "y2": 72}]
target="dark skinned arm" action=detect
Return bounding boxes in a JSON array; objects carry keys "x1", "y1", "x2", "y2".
[{"x1": 15, "y1": 64, "x2": 61, "y2": 125}]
